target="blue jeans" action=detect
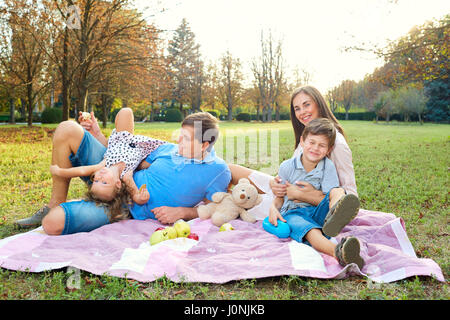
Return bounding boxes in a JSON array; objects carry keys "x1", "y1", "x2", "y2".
[
  {"x1": 59, "y1": 130, "x2": 111, "y2": 234},
  {"x1": 263, "y1": 192, "x2": 331, "y2": 245}
]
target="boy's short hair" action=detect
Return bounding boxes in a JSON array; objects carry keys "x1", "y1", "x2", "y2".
[
  {"x1": 182, "y1": 112, "x2": 219, "y2": 149},
  {"x1": 301, "y1": 118, "x2": 336, "y2": 148}
]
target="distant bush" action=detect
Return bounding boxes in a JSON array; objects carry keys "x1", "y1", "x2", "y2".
[
  {"x1": 333, "y1": 112, "x2": 377, "y2": 121},
  {"x1": 165, "y1": 108, "x2": 183, "y2": 122},
  {"x1": 41, "y1": 107, "x2": 62, "y2": 124},
  {"x1": 205, "y1": 110, "x2": 219, "y2": 118},
  {"x1": 236, "y1": 112, "x2": 251, "y2": 122}
]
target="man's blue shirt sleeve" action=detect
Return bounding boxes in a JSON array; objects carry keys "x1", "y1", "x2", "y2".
[{"x1": 204, "y1": 166, "x2": 231, "y2": 201}]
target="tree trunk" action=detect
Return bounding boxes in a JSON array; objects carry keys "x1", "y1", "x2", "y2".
[
  {"x1": 27, "y1": 81, "x2": 33, "y2": 127},
  {"x1": 62, "y1": 26, "x2": 70, "y2": 121},
  {"x1": 275, "y1": 102, "x2": 280, "y2": 122},
  {"x1": 9, "y1": 98, "x2": 15, "y2": 124}
]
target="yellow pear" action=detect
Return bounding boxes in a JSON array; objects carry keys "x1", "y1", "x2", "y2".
[{"x1": 174, "y1": 219, "x2": 190, "y2": 237}]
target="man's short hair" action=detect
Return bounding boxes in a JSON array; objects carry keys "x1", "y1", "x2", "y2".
[
  {"x1": 182, "y1": 112, "x2": 219, "y2": 149},
  {"x1": 301, "y1": 118, "x2": 336, "y2": 148}
]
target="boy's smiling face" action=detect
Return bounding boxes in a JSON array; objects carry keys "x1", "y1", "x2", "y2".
[{"x1": 300, "y1": 134, "x2": 331, "y2": 164}]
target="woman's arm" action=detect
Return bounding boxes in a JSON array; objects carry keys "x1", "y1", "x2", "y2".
[
  {"x1": 329, "y1": 135, "x2": 358, "y2": 196},
  {"x1": 288, "y1": 181, "x2": 325, "y2": 206}
]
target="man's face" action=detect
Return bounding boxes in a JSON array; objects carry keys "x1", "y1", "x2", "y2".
[{"x1": 177, "y1": 125, "x2": 207, "y2": 159}]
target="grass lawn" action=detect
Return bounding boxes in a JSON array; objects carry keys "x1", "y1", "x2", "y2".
[{"x1": 0, "y1": 120, "x2": 448, "y2": 300}]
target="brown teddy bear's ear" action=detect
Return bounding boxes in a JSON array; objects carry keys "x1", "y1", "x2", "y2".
[{"x1": 238, "y1": 178, "x2": 250, "y2": 184}]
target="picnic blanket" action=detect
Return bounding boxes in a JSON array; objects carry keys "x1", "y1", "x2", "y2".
[{"x1": 0, "y1": 209, "x2": 444, "y2": 283}]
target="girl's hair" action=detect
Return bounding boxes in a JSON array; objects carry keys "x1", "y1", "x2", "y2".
[
  {"x1": 290, "y1": 85, "x2": 346, "y2": 150},
  {"x1": 85, "y1": 176, "x2": 132, "y2": 223}
]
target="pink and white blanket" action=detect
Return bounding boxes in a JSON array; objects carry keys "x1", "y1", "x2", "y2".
[{"x1": 0, "y1": 209, "x2": 444, "y2": 283}]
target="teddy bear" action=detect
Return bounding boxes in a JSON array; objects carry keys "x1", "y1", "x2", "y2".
[{"x1": 197, "y1": 178, "x2": 263, "y2": 227}]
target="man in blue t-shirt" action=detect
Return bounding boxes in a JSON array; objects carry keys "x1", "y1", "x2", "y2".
[{"x1": 16, "y1": 109, "x2": 230, "y2": 235}]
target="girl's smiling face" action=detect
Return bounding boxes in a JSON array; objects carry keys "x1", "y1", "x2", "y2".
[
  {"x1": 90, "y1": 167, "x2": 121, "y2": 201},
  {"x1": 293, "y1": 92, "x2": 321, "y2": 125}
]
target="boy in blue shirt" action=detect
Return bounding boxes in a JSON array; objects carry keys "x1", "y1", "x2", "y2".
[{"x1": 263, "y1": 118, "x2": 364, "y2": 269}]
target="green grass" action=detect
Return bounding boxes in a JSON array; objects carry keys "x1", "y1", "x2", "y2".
[{"x1": 0, "y1": 120, "x2": 449, "y2": 300}]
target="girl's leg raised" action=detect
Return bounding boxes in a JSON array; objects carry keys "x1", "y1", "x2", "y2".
[{"x1": 115, "y1": 107, "x2": 135, "y2": 134}]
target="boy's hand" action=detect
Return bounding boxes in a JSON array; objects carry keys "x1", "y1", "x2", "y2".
[
  {"x1": 269, "y1": 175, "x2": 287, "y2": 197},
  {"x1": 269, "y1": 204, "x2": 286, "y2": 227}
]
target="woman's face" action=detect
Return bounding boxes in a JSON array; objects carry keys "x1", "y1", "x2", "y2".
[{"x1": 292, "y1": 92, "x2": 321, "y2": 125}]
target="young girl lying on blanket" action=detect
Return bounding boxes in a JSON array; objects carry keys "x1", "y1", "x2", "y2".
[
  {"x1": 263, "y1": 118, "x2": 364, "y2": 269},
  {"x1": 50, "y1": 110, "x2": 167, "y2": 214}
]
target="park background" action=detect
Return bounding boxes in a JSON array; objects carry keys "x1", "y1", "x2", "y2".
[{"x1": 0, "y1": 0, "x2": 448, "y2": 300}]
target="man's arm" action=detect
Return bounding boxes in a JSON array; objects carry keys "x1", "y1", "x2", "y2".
[
  {"x1": 151, "y1": 198, "x2": 212, "y2": 224},
  {"x1": 151, "y1": 206, "x2": 198, "y2": 225}
]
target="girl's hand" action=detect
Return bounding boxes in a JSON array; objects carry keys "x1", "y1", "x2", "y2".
[
  {"x1": 268, "y1": 204, "x2": 286, "y2": 227},
  {"x1": 269, "y1": 175, "x2": 287, "y2": 197},
  {"x1": 133, "y1": 186, "x2": 150, "y2": 205}
]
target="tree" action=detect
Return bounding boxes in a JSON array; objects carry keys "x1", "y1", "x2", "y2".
[
  {"x1": 0, "y1": 0, "x2": 49, "y2": 126},
  {"x1": 58, "y1": 0, "x2": 150, "y2": 113},
  {"x1": 189, "y1": 47, "x2": 204, "y2": 113},
  {"x1": 335, "y1": 79, "x2": 356, "y2": 120},
  {"x1": 423, "y1": 77, "x2": 449, "y2": 122},
  {"x1": 395, "y1": 85, "x2": 428, "y2": 123},
  {"x1": 251, "y1": 30, "x2": 285, "y2": 122},
  {"x1": 326, "y1": 86, "x2": 340, "y2": 113},
  {"x1": 350, "y1": 14, "x2": 449, "y2": 88},
  {"x1": 218, "y1": 50, "x2": 243, "y2": 121},
  {"x1": 374, "y1": 89, "x2": 397, "y2": 122},
  {"x1": 167, "y1": 18, "x2": 201, "y2": 115}
]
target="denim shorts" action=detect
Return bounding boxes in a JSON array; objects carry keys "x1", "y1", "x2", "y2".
[
  {"x1": 60, "y1": 200, "x2": 110, "y2": 234},
  {"x1": 68, "y1": 130, "x2": 107, "y2": 185},
  {"x1": 59, "y1": 130, "x2": 110, "y2": 234},
  {"x1": 284, "y1": 192, "x2": 331, "y2": 244},
  {"x1": 263, "y1": 192, "x2": 331, "y2": 245}
]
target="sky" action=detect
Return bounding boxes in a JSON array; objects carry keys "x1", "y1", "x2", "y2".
[{"x1": 136, "y1": 0, "x2": 449, "y2": 93}]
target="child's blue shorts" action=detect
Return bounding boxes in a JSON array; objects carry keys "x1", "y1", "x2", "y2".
[{"x1": 263, "y1": 192, "x2": 331, "y2": 244}]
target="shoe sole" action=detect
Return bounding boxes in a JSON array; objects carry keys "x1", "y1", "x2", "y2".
[
  {"x1": 341, "y1": 237, "x2": 364, "y2": 270},
  {"x1": 323, "y1": 194, "x2": 360, "y2": 237}
]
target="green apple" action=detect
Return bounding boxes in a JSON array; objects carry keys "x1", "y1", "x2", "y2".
[
  {"x1": 219, "y1": 223, "x2": 234, "y2": 232},
  {"x1": 149, "y1": 229, "x2": 169, "y2": 245},
  {"x1": 165, "y1": 226, "x2": 178, "y2": 239},
  {"x1": 174, "y1": 219, "x2": 190, "y2": 237}
]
